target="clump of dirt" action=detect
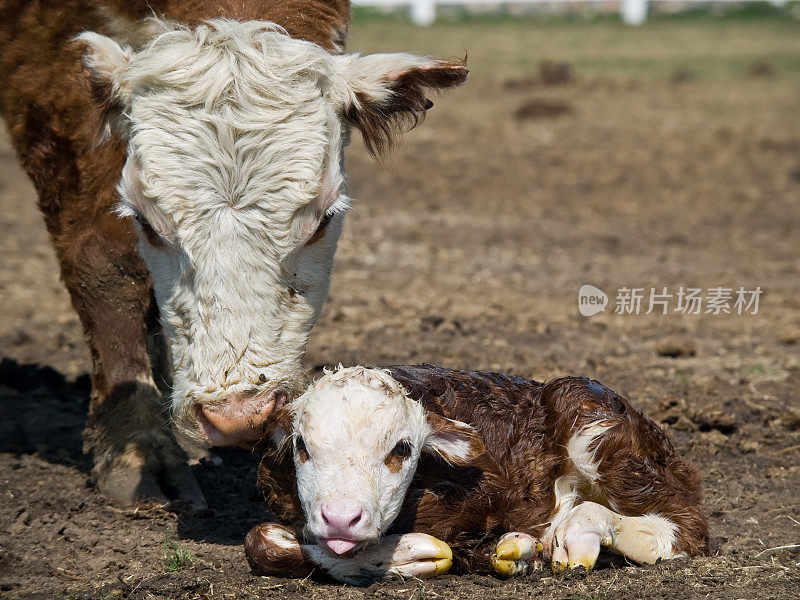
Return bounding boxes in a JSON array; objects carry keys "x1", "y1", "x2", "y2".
[
  {"x1": 515, "y1": 99, "x2": 573, "y2": 120},
  {"x1": 538, "y1": 60, "x2": 572, "y2": 85},
  {"x1": 654, "y1": 396, "x2": 740, "y2": 434},
  {"x1": 504, "y1": 60, "x2": 572, "y2": 89},
  {"x1": 778, "y1": 326, "x2": 800, "y2": 345},
  {"x1": 670, "y1": 68, "x2": 696, "y2": 84},
  {"x1": 747, "y1": 59, "x2": 776, "y2": 78},
  {"x1": 656, "y1": 338, "x2": 697, "y2": 358},
  {"x1": 783, "y1": 407, "x2": 800, "y2": 431}
]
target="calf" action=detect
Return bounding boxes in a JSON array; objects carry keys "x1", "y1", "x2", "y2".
[{"x1": 246, "y1": 365, "x2": 713, "y2": 584}]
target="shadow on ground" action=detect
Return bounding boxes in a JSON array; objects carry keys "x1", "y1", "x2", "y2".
[{"x1": 0, "y1": 357, "x2": 267, "y2": 546}]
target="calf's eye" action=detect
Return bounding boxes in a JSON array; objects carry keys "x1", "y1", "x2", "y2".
[
  {"x1": 384, "y1": 438, "x2": 412, "y2": 473},
  {"x1": 392, "y1": 439, "x2": 412, "y2": 458},
  {"x1": 294, "y1": 436, "x2": 310, "y2": 463}
]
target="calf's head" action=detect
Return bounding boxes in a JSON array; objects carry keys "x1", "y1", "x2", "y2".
[
  {"x1": 267, "y1": 367, "x2": 484, "y2": 556},
  {"x1": 76, "y1": 21, "x2": 467, "y2": 447}
]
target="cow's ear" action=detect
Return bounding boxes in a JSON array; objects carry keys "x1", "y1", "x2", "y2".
[
  {"x1": 74, "y1": 32, "x2": 134, "y2": 135},
  {"x1": 331, "y1": 52, "x2": 467, "y2": 158},
  {"x1": 423, "y1": 412, "x2": 484, "y2": 466}
]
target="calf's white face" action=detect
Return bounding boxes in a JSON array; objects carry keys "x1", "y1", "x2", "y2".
[
  {"x1": 281, "y1": 367, "x2": 482, "y2": 556},
  {"x1": 77, "y1": 21, "x2": 467, "y2": 447}
]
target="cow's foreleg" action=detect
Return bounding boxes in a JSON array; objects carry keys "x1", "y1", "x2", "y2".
[
  {"x1": 67, "y1": 223, "x2": 204, "y2": 508},
  {"x1": 13, "y1": 107, "x2": 203, "y2": 507},
  {"x1": 246, "y1": 523, "x2": 452, "y2": 585}
]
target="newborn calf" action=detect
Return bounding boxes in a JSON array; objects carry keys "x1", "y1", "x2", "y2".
[{"x1": 246, "y1": 365, "x2": 713, "y2": 584}]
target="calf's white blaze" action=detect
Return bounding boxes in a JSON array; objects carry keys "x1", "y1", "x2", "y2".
[{"x1": 286, "y1": 367, "x2": 477, "y2": 551}]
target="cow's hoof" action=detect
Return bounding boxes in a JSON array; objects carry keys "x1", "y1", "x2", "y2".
[
  {"x1": 87, "y1": 426, "x2": 207, "y2": 510},
  {"x1": 491, "y1": 532, "x2": 543, "y2": 577}
]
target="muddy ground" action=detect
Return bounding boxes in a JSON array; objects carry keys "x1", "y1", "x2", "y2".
[{"x1": 1, "y1": 15, "x2": 799, "y2": 600}]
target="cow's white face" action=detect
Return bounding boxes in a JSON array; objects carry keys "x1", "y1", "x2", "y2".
[
  {"x1": 78, "y1": 21, "x2": 467, "y2": 447},
  {"x1": 279, "y1": 367, "x2": 482, "y2": 557}
]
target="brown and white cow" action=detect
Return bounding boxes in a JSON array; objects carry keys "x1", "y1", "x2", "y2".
[
  {"x1": 246, "y1": 365, "x2": 714, "y2": 584},
  {"x1": 0, "y1": 2, "x2": 466, "y2": 506}
]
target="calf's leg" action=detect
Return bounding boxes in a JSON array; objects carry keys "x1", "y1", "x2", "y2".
[
  {"x1": 245, "y1": 522, "x2": 453, "y2": 584},
  {"x1": 539, "y1": 378, "x2": 712, "y2": 571},
  {"x1": 549, "y1": 501, "x2": 681, "y2": 571}
]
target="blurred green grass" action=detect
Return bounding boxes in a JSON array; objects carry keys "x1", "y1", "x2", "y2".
[{"x1": 349, "y1": 7, "x2": 800, "y2": 82}]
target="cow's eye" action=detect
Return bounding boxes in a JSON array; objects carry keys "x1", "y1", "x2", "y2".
[
  {"x1": 131, "y1": 211, "x2": 164, "y2": 247},
  {"x1": 305, "y1": 212, "x2": 333, "y2": 246},
  {"x1": 294, "y1": 436, "x2": 310, "y2": 462}
]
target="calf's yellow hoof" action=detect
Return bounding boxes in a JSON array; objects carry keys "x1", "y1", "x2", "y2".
[{"x1": 491, "y1": 534, "x2": 542, "y2": 577}]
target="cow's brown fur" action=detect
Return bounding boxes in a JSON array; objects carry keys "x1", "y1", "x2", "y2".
[
  {"x1": 257, "y1": 364, "x2": 712, "y2": 575},
  {"x1": 0, "y1": 0, "x2": 350, "y2": 501}
]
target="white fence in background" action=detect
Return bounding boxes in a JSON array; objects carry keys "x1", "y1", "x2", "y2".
[{"x1": 352, "y1": 0, "x2": 789, "y2": 26}]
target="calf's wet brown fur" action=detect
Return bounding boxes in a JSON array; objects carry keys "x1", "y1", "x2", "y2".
[{"x1": 254, "y1": 364, "x2": 712, "y2": 575}]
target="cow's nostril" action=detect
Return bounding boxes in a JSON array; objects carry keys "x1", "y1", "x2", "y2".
[{"x1": 273, "y1": 388, "x2": 288, "y2": 409}]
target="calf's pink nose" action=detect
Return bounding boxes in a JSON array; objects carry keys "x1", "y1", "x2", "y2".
[{"x1": 320, "y1": 500, "x2": 365, "y2": 534}]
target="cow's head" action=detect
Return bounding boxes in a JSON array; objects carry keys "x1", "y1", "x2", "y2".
[
  {"x1": 268, "y1": 366, "x2": 484, "y2": 557},
  {"x1": 77, "y1": 21, "x2": 467, "y2": 447}
]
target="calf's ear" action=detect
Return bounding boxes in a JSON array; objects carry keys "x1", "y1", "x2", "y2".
[
  {"x1": 263, "y1": 406, "x2": 294, "y2": 451},
  {"x1": 330, "y1": 52, "x2": 468, "y2": 158},
  {"x1": 424, "y1": 412, "x2": 484, "y2": 466},
  {"x1": 74, "y1": 32, "x2": 134, "y2": 135}
]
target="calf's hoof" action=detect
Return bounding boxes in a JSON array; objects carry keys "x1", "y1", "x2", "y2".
[
  {"x1": 491, "y1": 532, "x2": 543, "y2": 577},
  {"x1": 245, "y1": 522, "x2": 308, "y2": 577},
  {"x1": 385, "y1": 533, "x2": 453, "y2": 580},
  {"x1": 86, "y1": 425, "x2": 207, "y2": 510},
  {"x1": 316, "y1": 533, "x2": 453, "y2": 584},
  {"x1": 550, "y1": 502, "x2": 614, "y2": 573}
]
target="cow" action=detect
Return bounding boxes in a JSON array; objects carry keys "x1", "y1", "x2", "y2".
[
  {"x1": 0, "y1": 1, "x2": 467, "y2": 507},
  {"x1": 245, "y1": 365, "x2": 714, "y2": 584}
]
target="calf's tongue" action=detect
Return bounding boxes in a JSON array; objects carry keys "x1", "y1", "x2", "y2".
[{"x1": 323, "y1": 538, "x2": 361, "y2": 555}]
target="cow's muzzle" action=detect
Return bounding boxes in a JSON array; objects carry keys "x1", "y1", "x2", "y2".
[{"x1": 195, "y1": 389, "x2": 287, "y2": 448}]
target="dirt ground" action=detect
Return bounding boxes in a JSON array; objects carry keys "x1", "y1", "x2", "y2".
[{"x1": 2, "y1": 14, "x2": 799, "y2": 600}]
